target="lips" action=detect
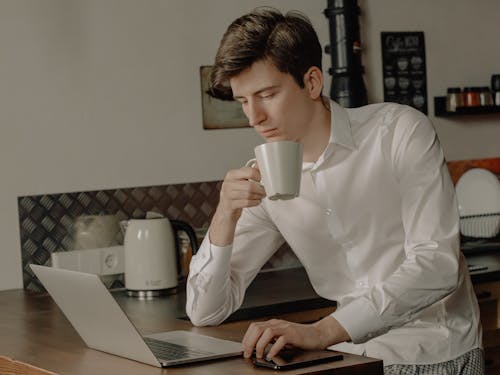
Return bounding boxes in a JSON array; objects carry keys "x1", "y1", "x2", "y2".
[{"x1": 260, "y1": 128, "x2": 278, "y2": 138}]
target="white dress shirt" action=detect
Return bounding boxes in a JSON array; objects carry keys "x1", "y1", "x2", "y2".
[{"x1": 186, "y1": 101, "x2": 482, "y2": 366}]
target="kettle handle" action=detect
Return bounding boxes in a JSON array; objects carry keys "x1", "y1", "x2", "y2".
[{"x1": 170, "y1": 220, "x2": 199, "y2": 257}]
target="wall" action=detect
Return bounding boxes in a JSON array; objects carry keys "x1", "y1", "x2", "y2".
[
  {"x1": 1, "y1": 0, "x2": 500, "y2": 290},
  {"x1": 361, "y1": 0, "x2": 500, "y2": 159},
  {"x1": 0, "y1": 0, "x2": 330, "y2": 290}
]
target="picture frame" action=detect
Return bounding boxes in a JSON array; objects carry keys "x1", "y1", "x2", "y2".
[{"x1": 199, "y1": 66, "x2": 249, "y2": 130}]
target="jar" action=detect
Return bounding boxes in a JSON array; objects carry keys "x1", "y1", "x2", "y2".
[
  {"x1": 479, "y1": 87, "x2": 493, "y2": 106},
  {"x1": 492, "y1": 74, "x2": 500, "y2": 106},
  {"x1": 178, "y1": 232, "x2": 193, "y2": 278},
  {"x1": 464, "y1": 87, "x2": 481, "y2": 107},
  {"x1": 446, "y1": 87, "x2": 463, "y2": 112}
]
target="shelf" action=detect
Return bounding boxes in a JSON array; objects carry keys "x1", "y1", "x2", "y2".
[{"x1": 434, "y1": 96, "x2": 500, "y2": 117}]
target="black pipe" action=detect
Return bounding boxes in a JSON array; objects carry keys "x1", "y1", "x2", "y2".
[{"x1": 324, "y1": 0, "x2": 368, "y2": 108}]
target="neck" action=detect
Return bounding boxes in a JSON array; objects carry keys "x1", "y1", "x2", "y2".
[{"x1": 301, "y1": 97, "x2": 331, "y2": 163}]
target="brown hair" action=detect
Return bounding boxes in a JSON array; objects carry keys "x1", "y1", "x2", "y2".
[{"x1": 209, "y1": 7, "x2": 322, "y2": 100}]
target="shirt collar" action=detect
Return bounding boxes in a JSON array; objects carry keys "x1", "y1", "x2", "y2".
[
  {"x1": 302, "y1": 100, "x2": 356, "y2": 172},
  {"x1": 328, "y1": 100, "x2": 356, "y2": 151}
]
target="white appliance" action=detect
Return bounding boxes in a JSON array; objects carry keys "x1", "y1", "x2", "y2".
[{"x1": 121, "y1": 212, "x2": 198, "y2": 298}]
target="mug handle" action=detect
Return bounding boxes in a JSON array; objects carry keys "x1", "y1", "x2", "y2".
[
  {"x1": 245, "y1": 158, "x2": 257, "y2": 168},
  {"x1": 244, "y1": 158, "x2": 264, "y2": 186}
]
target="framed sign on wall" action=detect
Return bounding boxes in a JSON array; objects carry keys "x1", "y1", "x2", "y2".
[{"x1": 381, "y1": 32, "x2": 428, "y2": 114}]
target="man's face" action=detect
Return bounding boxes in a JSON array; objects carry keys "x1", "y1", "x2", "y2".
[{"x1": 230, "y1": 59, "x2": 316, "y2": 143}]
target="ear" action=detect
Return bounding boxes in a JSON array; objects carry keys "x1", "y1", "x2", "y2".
[{"x1": 303, "y1": 66, "x2": 323, "y2": 99}]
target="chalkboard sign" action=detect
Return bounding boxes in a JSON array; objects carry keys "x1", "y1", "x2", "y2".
[{"x1": 381, "y1": 32, "x2": 427, "y2": 114}]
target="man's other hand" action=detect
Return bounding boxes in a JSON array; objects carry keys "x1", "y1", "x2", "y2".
[{"x1": 241, "y1": 316, "x2": 350, "y2": 360}]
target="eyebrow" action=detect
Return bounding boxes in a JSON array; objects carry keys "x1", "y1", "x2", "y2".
[{"x1": 233, "y1": 85, "x2": 280, "y2": 100}]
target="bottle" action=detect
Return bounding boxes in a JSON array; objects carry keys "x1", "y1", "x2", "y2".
[
  {"x1": 492, "y1": 74, "x2": 500, "y2": 106},
  {"x1": 446, "y1": 87, "x2": 463, "y2": 112}
]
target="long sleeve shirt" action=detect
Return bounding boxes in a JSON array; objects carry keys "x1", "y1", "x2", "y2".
[{"x1": 186, "y1": 101, "x2": 482, "y2": 366}]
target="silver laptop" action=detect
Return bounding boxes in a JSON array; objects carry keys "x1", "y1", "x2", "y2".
[{"x1": 30, "y1": 264, "x2": 242, "y2": 367}]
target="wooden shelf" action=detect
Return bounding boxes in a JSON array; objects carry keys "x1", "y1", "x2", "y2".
[{"x1": 434, "y1": 96, "x2": 500, "y2": 117}]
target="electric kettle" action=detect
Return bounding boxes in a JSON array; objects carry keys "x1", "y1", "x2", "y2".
[{"x1": 121, "y1": 212, "x2": 198, "y2": 298}]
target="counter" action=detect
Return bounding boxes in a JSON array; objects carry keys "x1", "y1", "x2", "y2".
[
  {"x1": 1, "y1": 249, "x2": 499, "y2": 374},
  {"x1": 0, "y1": 267, "x2": 380, "y2": 375}
]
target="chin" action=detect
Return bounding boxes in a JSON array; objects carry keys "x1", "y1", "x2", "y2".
[{"x1": 264, "y1": 135, "x2": 287, "y2": 142}]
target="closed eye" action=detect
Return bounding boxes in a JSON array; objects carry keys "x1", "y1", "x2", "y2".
[
  {"x1": 235, "y1": 98, "x2": 248, "y2": 105},
  {"x1": 260, "y1": 93, "x2": 274, "y2": 100}
]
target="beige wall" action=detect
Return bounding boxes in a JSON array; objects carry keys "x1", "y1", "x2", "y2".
[
  {"x1": 1, "y1": 0, "x2": 499, "y2": 290},
  {"x1": 361, "y1": 0, "x2": 500, "y2": 160}
]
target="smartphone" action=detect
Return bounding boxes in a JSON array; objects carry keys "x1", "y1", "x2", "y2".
[{"x1": 252, "y1": 348, "x2": 343, "y2": 370}]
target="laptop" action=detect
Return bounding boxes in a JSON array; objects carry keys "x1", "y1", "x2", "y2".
[{"x1": 30, "y1": 264, "x2": 242, "y2": 367}]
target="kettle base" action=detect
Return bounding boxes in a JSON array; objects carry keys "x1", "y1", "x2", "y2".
[{"x1": 126, "y1": 288, "x2": 177, "y2": 299}]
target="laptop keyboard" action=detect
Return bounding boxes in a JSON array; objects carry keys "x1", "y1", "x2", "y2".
[{"x1": 143, "y1": 337, "x2": 214, "y2": 360}]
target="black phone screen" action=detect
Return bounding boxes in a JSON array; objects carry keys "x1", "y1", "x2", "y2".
[{"x1": 252, "y1": 348, "x2": 343, "y2": 370}]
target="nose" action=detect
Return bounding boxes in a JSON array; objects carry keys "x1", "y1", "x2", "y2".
[{"x1": 245, "y1": 100, "x2": 266, "y2": 127}]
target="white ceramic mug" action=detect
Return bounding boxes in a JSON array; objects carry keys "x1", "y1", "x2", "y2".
[{"x1": 246, "y1": 141, "x2": 303, "y2": 200}]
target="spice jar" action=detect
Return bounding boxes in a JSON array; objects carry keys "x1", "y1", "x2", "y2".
[
  {"x1": 464, "y1": 87, "x2": 481, "y2": 107},
  {"x1": 479, "y1": 87, "x2": 493, "y2": 106},
  {"x1": 446, "y1": 87, "x2": 463, "y2": 112},
  {"x1": 178, "y1": 232, "x2": 193, "y2": 278},
  {"x1": 492, "y1": 74, "x2": 500, "y2": 106}
]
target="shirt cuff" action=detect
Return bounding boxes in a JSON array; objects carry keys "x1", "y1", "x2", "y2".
[
  {"x1": 189, "y1": 235, "x2": 233, "y2": 275},
  {"x1": 331, "y1": 296, "x2": 388, "y2": 344}
]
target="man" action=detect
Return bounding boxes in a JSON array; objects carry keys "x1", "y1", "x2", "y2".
[{"x1": 186, "y1": 8, "x2": 483, "y2": 374}]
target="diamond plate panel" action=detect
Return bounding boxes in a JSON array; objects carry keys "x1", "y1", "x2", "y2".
[{"x1": 19, "y1": 181, "x2": 222, "y2": 291}]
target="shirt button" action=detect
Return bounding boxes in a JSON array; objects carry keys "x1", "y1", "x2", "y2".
[
  {"x1": 357, "y1": 281, "x2": 367, "y2": 288},
  {"x1": 325, "y1": 208, "x2": 333, "y2": 215}
]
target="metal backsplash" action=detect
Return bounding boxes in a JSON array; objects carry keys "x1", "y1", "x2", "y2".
[
  {"x1": 18, "y1": 181, "x2": 298, "y2": 292},
  {"x1": 18, "y1": 182, "x2": 221, "y2": 292}
]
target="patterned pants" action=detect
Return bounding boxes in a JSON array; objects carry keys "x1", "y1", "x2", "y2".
[{"x1": 384, "y1": 348, "x2": 484, "y2": 375}]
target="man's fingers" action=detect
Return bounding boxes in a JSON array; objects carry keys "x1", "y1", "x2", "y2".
[
  {"x1": 225, "y1": 166, "x2": 261, "y2": 182},
  {"x1": 242, "y1": 322, "x2": 265, "y2": 358},
  {"x1": 226, "y1": 187, "x2": 265, "y2": 201},
  {"x1": 219, "y1": 165, "x2": 266, "y2": 214},
  {"x1": 267, "y1": 335, "x2": 288, "y2": 359},
  {"x1": 222, "y1": 180, "x2": 265, "y2": 198},
  {"x1": 244, "y1": 165, "x2": 262, "y2": 183},
  {"x1": 242, "y1": 319, "x2": 333, "y2": 360},
  {"x1": 255, "y1": 327, "x2": 280, "y2": 358},
  {"x1": 242, "y1": 320, "x2": 288, "y2": 359}
]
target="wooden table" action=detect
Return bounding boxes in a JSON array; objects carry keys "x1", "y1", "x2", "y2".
[
  {"x1": 3, "y1": 248, "x2": 500, "y2": 375},
  {"x1": 0, "y1": 285, "x2": 383, "y2": 374}
]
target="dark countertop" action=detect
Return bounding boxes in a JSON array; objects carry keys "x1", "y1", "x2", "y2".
[
  {"x1": 187, "y1": 267, "x2": 336, "y2": 323},
  {"x1": 464, "y1": 247, "x2": 500, "y2": 283},
  {"x1": 129, "y1": 247, "x2": 500, "y2": 324},
  {"x1": 115, "y1": 266, "x2": 335, "y2": 326}
]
